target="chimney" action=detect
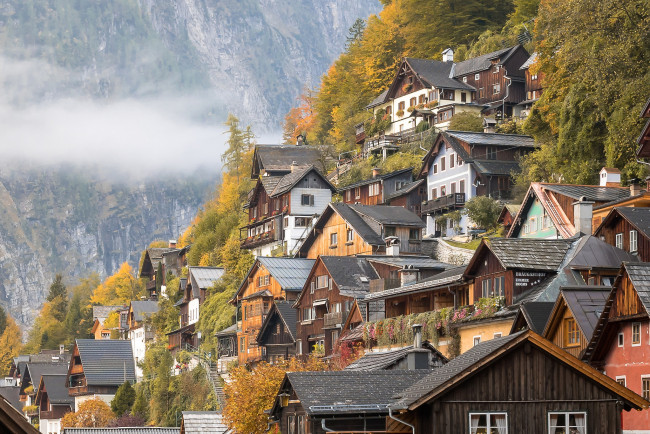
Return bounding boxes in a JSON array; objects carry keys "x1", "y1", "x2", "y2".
[
  {"x1": 630, "y1": 178, "x2": 642, "y2": 196},
  {"x1": 399, "y1": 266, "x2": 419, "y2": 287},
  {"x1": 442, "y1": 48, "x2": 454, "y2": 63},
  {"x1": 599, "y1": 167, "x2": 621, "y2": 187},
  {"x1": 385, "y1": 236, "x2": 400, "y2": 256},
  {"x1": 573, "y1": 197, "x2": 594, "y2": 235},
  {"x1": 407, "y1": 324, "x2": 429, "y2": 370},
  {"x1": 168, "y1": 239, "x2": 177, "y2": 248},
  {"x1": 291, "y1": 161, "x2": 298, "y2": 173},
  {"x1": 59, "y1": 344, "x2": 65, "y2": 355},
  {"x1": 372, "y1": 167, "x2": 382, "y2": 178},
  {"x1": 296, "y1": 134, "x2": 305, "y2": 146}
]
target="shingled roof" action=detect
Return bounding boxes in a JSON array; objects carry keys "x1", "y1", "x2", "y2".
[
  {"x1": 544, "y1": 287, "x2": 610, "y2": 344},
  {"x1": 468, "y1": 238, "x2": 573, "y2": 273},
  {"x1": 72, "y1": 339, "x2": 136, "y2": 387},
  {"x1": 404, "y1": 58, "x2": 474, "y2": 90},
  {"x1": 599, "y1": 207, "x2": 650, "y2": 238},
  {"x1": 452, "y1": 45, "x2": 520, "y2": 77},
  {"x1": 345, "y1": 344, "x2": 447, "y2": 371},
  {"x1": 269, "y1": 165, "x2": 335, "y2": 197},
  {"x1": 180, "y1": 411, "x2": 228, "y2": 434},
  {"x1": 541, "y1": 184, "x2": 631, "y2": 203},
  {"x1": 622, "y1": 262, "x2": 650, "y2": 313},
  {"x1": 510, "y1": 301, "x2": 556, "y2": 334},
  {"x1": 252, "y1": 144, "x2": 322, "y2": 177},
  {"x1": 320, "y1": 256, "x2": 379, "y2": 298},
  {"x1": 446, "y1": 130, "x2": 537, "y2": 148}
]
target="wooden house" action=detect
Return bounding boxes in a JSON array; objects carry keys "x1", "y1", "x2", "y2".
[
  {"x1": 339, "y1": 168, "x2": 414, "y2": 206},
  {"x1": 497, "y1": 204, "x2": 520, "y2": 233},
  {"x1": 241, "y1": 165, "x2": 336, "y2": 257},
  {"x1": 167, "y1": 267, "x2": 224, "y2": 353},
  {"x1": 127, "y1": 300, "x2": 158, "y2": 380},
  {"x1": 595, "y1": 207, "x2": 650, "y2": 261},
  {"x1": 19, "y1": 362, "x2": 68, "y2": 424},
  {"x1": 180, "y1": 411, "x2": 228, "y2": 434},
  {"x1": 256, "y1": 301, "x2": 297, "y2": 364},
  {"x1": 418, "y1": 131, "x2": 537, "y2": 236},
  {"x1": 295, "y1": 203, "x2": 425, "y2": 259},
  {"x1": 215, "y1": 324, "x2": 237, "y2": 373},
  {"x1": 542, "y1": 286, "x2": 610, "y2": 358},
  {"x1": 294, "y1": 256, "x2": 379, "y2": 356},
  {"x1": 451, "y1": 45, "x2": 529, "y2": 118},
  {"x1": 65, "y1": 339, "x2": 136, "y2": 411},
  {"x1": 35, "y1": 374, "x2": 73, "y2": 434},
  {"x1": 518, "y1": 52, "x2": 543, "y2": 118},
  {"x1": 139, "y1": 243, "x2": 182, "y2": 299},
  {"x1": 585, "y1": 262, "x2": 650, "y2": 431},
  {"x1": 509, "y1": 301, "x2": 555, "y2": 335},
  {"x1": 384, "y1": 178, "x2": 426, "y2": 217},
  {"x1": 231, "y1": 257, "x2": 314, "y2": 365},
  {"x1": 635, "y1": 97, "x2": 650, "y2": 160},
  {"x1": 251, "y1": 144, "x2": 323, "y2": 179},
  {"x1": 508, "y1": 181, "x2": 633, "y2": 239}
]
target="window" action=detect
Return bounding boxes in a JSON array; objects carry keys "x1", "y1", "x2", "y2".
[
  {"x1": 473, "y1": 336, "x2": 481, "y2": 347},
  {"x1": 450, "y1": 182, "x2": 456, "y2": 194},
  {"x1": 409, "y1": 228, "x2": 421, "y2": 240},
  {"x1": 441, "y1": 156, "x2": 446, "y2": 171},
  {"x1": 386, "y1": 106, "x2": 392, "y2": 115},
  {"x1": 537, "y1": 217, "x2": 543, "y2": 232},
  {"x1": 487, "y1": 147, "x2": 497, "y2": 160},
  {"x1": 463, "y1": 76, "x2": 467, "y2": 83},
  {"x1": 529, "y1": 218, "x2": 537, "y2": 233},
  {"x1": 301, "y1": 194, "x2": 314, "y2": 206},
  {"x1": 331, "y1": 330, "x2": 339, "y2": 349},
  {"x1": 297, "y1": 415, "x2": 305, "y2": 434},
  {"x1": 618, "y1": 332, "x2": 624, "y2": 347},
  {"x1": 385, "y1": 226, "x2": 397, "y2": 237},
  {"x1": 433, "y1": 164, "x2": 438, "y2": 174},
  {"x1": 565, "y1": 318, "x2": 580, "y2": 346},
  {"x1": 481, "y1": 279, "x2": 492, "y2": 298},
  {"x1": 409, "y1": 97, "x2": 416, "y2": 107},
  {"x1": 288, "y1": 415, "x2": 296, "y2": 434},
  {"x1": 459, "y1": 179, "x2": 465, "y2": 193},
  {"x1": 330, "y1": 232, "x2": 338, "y2": 246},
  {"x1": 461, "y1": 92, "x2": 467, "y2": 102},
  {"x1": 303, "y1": 307, "x2": 315, "y2": 321},
  {"x1": 440, "y1": 185, "x2": 447, "y2": 196},
  {"x1": 474, "y1": 73, "x2": 480, "y2": 80},
  {"x1": 632, "y1": 322, "x2": 641, "y2": 346},
  {"x1": 295, "y1": 217, "x2": 309, "y2": 227},
  {"x1": 296, "y1": 340, "x2": 302, "y2": 355},
  {"x1": 450, "y1": 153, "x2": 455, "y2": 168},
  {"x1": 531, "y1": 74, "x2": 538, "y2": 80},
  {"x1": 469, "y1": 412, "x2": 506, "y2": 433},
  {"x1": 616, "y1": 233, "x2": 623, "y2": 249},
  {"x1": 458, "y1": 154, "x2": 463, "y2": 165},
  {"x1": 369, "y1": 182, "x2": 380, "y2": 196},
  {"x1": 346, "y1": 228, "x2": 354, "y2": 242},
  {"x1": 643, "y1": 377, "x2": 650, "y2": 400},
  {"x1": 418, "y1": 94, "x2": 426, "y2": 104},
  {"x1": 478, "y1": 87, "x2": 484, "y2": 98},
  {"x1": 240, "y1": 337, "x2": 245, "y2": 352},
  {"x1": 398, "y1": 101, "x2": 405, "y2": 111},
  {"x1": 431, "y1": 188, "x2": 437, "y2": 199},
  {"x1": 316, "y1": 275, "x2": 329, "y2": 289},
  {"x1": 616, "y1": 376, "x2": 626, "y2": 387},
  {"x1": 252, "y1": 207, "x2": 257, "y2": 218},
  {"x1": 548, "y1": 412, "x2": 586, "y2": 434},
  {"x1": 493, "y1": 65, "x2": 500, "y2": 73},
  {"x1": 264, "y1": 202, "x2": 269, "y2": 215},
  {"x1": 630, "y1": 230, "x2": 638, "y2": 252},
  {"x1": 493, "y1": 84, "x2": 501, "y2": 94},
  {"x1": 284, "y1": 216, "x2": 289, "y2": 227},
  {"x1": 493, "y1": 276, "x2": 505, "y2": 297},
  {"x1": 258, "y1": 275, "x2": 270, "y2": 287}
]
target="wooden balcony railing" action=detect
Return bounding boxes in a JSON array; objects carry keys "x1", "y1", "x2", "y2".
[
  {"x1": 323, "y1": 311, "x2": 343, "y2": 329},
  {"x1": 241, "y1": 230, "x2": 278, "y2": 249},
  {"x1": 421, "y1": 193, "x2": 466, "y2": 215},
  {"x1": 67, "y1": 385, "x2": 89, "y2": 396}
]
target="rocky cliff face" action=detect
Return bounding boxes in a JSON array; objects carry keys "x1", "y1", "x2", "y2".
[{"x1": 0, "y1": 166, "x2": 213, "y2": 329}]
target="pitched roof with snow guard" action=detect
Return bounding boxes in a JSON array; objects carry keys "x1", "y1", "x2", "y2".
[
  {"x1": 180, "y1": 411, "x2": 229, "y2": 434},
  {"x1": 70, "y1": 339, "x2": 135, "y2": 387},
  {"x1": 345, "y1": 344, "x2": 447, "y2": 371}
]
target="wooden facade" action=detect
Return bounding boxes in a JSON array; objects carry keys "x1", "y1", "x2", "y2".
[
  {"x1": 257, "y1": 303, "x2": 296, "y2": 364},
  {"x1": 595, "y1": 208, "x2": 650, "y2": 262},
  {"x1": 303, "y1": 212, "x2": 376, "y2": 259},
  {"x1": 340, "y1": 169, "x2": 414, "y2": 207}
]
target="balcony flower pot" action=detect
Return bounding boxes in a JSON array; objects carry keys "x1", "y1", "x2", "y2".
[
  {"x1": 407, "y1": 105, "x2": 416, "y2": 113},
  {"x1": 396, "y1": 109, "x2": 404, "y2": 117}
]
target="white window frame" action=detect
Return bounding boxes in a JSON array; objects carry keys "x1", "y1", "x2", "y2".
[
  {"x1": 296, "y1": 340, "x2": 302, "y2": 355},
  {"x1": 473, "y1": 336, "x2": 481, "y2": 346},
  {"x1": 615, "y1": 233, "x2": 623, "y2": 249},
  {"x1": 642, "y1": 375, "x2": 650, "y2": 400},
  {"x1": 618, "y1": 331, "x2": 624, "y2": 347},
  {"x1": 346, "y1": 228, "x2": 354, "y2": 242},
  {"x1": 547, "y1": 412, "x2": 586, "y2": 434},
  {"x1": 632, "y1": 322, "x2": 641, "y2": 346},
  {"x1": 449, "y1": 153, "x2": 455, "y2": 168},
  {"x1": 474, "y1": 73, "x2": 480, "y2": 80},
  {"x1": 493, "y1": 332, "x2": 502, "y2": 339},
  {"x1": 630, "y1": 230, "x2": 638, "y2": 253},
  {"x1": 616, "y1": 375, "x2": 626, "y2": 387},
  {"x1": 468, "y1": 412, "x2": 507, "y2": 433},
  {"x1": 316, "y1": 275, "x2": 329, "y2": 289}
]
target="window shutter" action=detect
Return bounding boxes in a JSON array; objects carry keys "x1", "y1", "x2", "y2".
[
  {"x1": 310, "y1": 282, "x2": 315, "y2": 293},
  {"x1": 328, "y1": 278, "x2": 332, "y2": 291}
]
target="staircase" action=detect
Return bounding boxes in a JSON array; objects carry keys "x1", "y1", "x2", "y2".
[{"x1": 182, "y1": 343, "x2": 227, "y2": 411}]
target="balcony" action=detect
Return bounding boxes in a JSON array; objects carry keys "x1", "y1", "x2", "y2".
[
  {"x1": 422, "y1": 193, "x2": 466, "y2": 215},
  {"x1": 369, "y1": 278, "x2": 402, "y2": 293},
  {"x1": 323, "y1": 311, "x2": 343, "y2": 329},
  {"x1": 40, "y1": 410, "x2": 56, "y2": 420},
  {"x1": 67, "y1": 385, "x2": 89, "y2": 396},
  {"x1": 240, "y1": 230, "x2": 278, "y2": 249}
]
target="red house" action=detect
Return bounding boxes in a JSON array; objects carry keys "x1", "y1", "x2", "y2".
[{"x1": 585, "y1": 262, "x2": 650, "y2": 431}]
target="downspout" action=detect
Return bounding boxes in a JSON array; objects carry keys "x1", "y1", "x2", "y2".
[
  {"x1": 321, "y1": 419, "x2": 336, "y2": 432},
  {"x1": 388, "y1": 408, "x2": 416, "y2": 434},
  {"x1": 501, "y1": 73, "x2": 512, "y2": 121}
]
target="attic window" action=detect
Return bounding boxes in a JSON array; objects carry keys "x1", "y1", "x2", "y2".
[
  {"x1": 475, "y1": 73, "x2": 480, "y2": 80},
  {"x1": 462, "y1": 77, "x2": 467, "y2": 83},
  {"x1": 493, "y1": 65, "x2": 500, "y2": 73}
]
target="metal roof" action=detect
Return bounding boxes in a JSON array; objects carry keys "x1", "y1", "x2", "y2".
[
  {"x1": 350, "y1": 204, "x2": 425, "y2": 227},
  {"x1": 256, "y1": 257, "x2": 315, "y2": 290},
  {"x1": 74, "y1": 339, "x2": 136, "y2": 386},
  {"x1": 611, "y1": 207, "x2": 650, "y2": 237},
  {"x1": 541, "y1": 184, "x2": 631, "y2": 202},
  {"x1": 567, "y1": 235, "x2": 639, "y2": 269},
  {"x1": 130, "y1": 300, "x2": 159, "y2": 322},
  {"x1": 181, "y1": 412, "x2": 229, "y2": 434},
  {"x1": 621, "y1": 262, "x2": 650, "y2": 314},
  {"x1": 471, "y1": 159, "x2": 522, "y2": 176},
  {"x1": 446, "y1": 130, "x2": 537, "y2": 148},
  {"x1": 516, "y1": 301, "x2": 555, "y2": 334},
  {"x1": 188, "y1": 266, "x2": 225, "y2": 290},
  {"x1": 338, "y1": 168, "x2": 413, "y2": 191},
  {"x1": 558, "y1": 286, "x2": 610, "y2": 342},
  {"x1": 63, "y1": 429, "x2": 180, "y2": 434}
]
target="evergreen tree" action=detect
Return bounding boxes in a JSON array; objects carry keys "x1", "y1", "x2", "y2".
[
  {"x1": 111, "y1": 381, "x2": 136, "y2": 417},
  {"x1": 346, "y1": 18, "x2": 366, "y2": 48},
  {"x1": 221, "y1": 114, "x2": 249, "y2": 182},
  {"x1": 131, "y1": 386, "x2": 150, "y2": 420},
  {"x1": 64, "y1": 293, "x2": 85, "y2": 343},
  {"x1": 0, "y1": 305, "x2": 7, "y2": 336},
  {"x1": 47, "y1": 274, "x2": 68, "y2": 321}
]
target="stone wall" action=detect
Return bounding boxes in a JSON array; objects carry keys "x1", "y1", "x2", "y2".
[{"x1": 422, "y1": 238, "x2": 474, "y2": 265}]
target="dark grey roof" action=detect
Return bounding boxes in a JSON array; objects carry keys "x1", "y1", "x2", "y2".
[
  {"x1": 286, "y1": 370, "x2": 430, "y2": 414},
  {"x1": 344, "y1": 344, "x2": 447, "y2": 371},
  {"x1": 40, "y1": 374, "x2": 74, "y2": 406},
  {"x1": 446, "y1": 130, "x2": 536, "y2": 148},
  {"x1": 271, "y1": 166, "x2": 334, "y2": 197},
  {"x1": 329, "y1": 203, "x2": 385, "y2": 246},
  {"x1": 215, "y1": 323, "x2": 237, "y2": 337},
  {"x1": 144, "y1": 248, "x2": 178, "y2": 272},
  {"x1": 520, "y1": 52, "x2": 538, "y2": 70},
  {"x1": 613, "y1": 207, "x2": 650, "y2": 237},
  {"x1": 0, "y1": 386, "x2": 21, "y2": 412},
  {"x1": 405, "y1": 58, "x2": 474, "y2": 90},
  {"x1": 384, "y1": 179, "x2": 425, "y2": 201},
  {"x1": 260, "y1": 176, "x2": 282, "y2": 194},
  {"x1": 273, "y1": 301, "x2": 298, "y2": 339},
  {"x1": 453, "y1": 46, "x2": 518, "y2": 77},
  {"x1": 242, "y1": 289, "x2": 273, "y2": 300},
  {"x1": 338, "y1": 168, "x2": 413, "y2": 191},
  {"x1": 471, "y1": 159, "x2": 521, "y2": 176},
  {"x1": 63, "y1": 429, "x2": 180, "y2": 434},
  {"x1": 366, "y1": 89, "x2": 389, "y2": 109},
  {"x1": 130, "y1": 300, "x2": 159, "y2": 322},
  {"x1": 181, "y1": 411, "x2": 228, "y2": 434},
  {"x1": 560, "y1": 287, "x2": 610, "y2": 342},
  {"x1": 621, "y1": 262, "x2": 650, "y2": 314},
  {"x1": 92, "y1": 306, "x2": 123, "y2": 321},
  {"x1": 364, "y1": 266, "x2": 466, "y2": 301},
  {"x1": 391, "y1": 332, "x2": 525, "y2": 408},
  {"x1": 320, "y1": 256, "x2": 379, "y2": 297},
  {"x1": 567, "y1": 235, "x2": 639, "y2": 269},
  {"x1": 75, "y1": 339, "x2": 136, "y2": 386},
  {"x1": 350, "y1": 204, "x2": 425, "y2": 228},
  {"x1": 517, "y1": 301, "x2": 555, "y2": 334},
  {"x1": 361, "y1": 255, "x2": 450, "y2": 270},
  {"x1": 254, "y1": 145, "x2": 321, "y2": 172},
  {"x1": 24, "y1": 362, "x2": 69, "y2": 390},
  {"x1": 482, "y1": 238, "x2": 573, "y2": 271},
  {"x1": 541, "y1": 184, "x2": 631, "y2": 202},
  {"x1": 257, "y1": 257, "x2": 315, "y2": 290}
]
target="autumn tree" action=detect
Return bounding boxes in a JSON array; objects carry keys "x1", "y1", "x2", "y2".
[
  {"x1": 61, "y1": 397, "x2": 115, "y2": 428},
  {"x1": 464, "y1": 196, "x2": 502, "y2": 231},
  {"x1": 90, "y1": 262, "x2": 143, "y2": 306},
  {"x1": 0, "y1": 314, "x2": 23, "y2": 375},
  {"x1": 448, "y1": 112, "x2": 484, "y2": 132}
]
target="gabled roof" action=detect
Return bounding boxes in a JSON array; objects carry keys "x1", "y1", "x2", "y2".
[
  {"x1": 350, "y1": 204, "x2": 425, "y2": 227},
  {"x1": 257, "y1": 301, "x2": 297, "y2": 344},
  {"x1": 344, "y1": 343, "x2": 447, "y2": 371},
  {"x1": 21, "y1": 362, "x2": 69, "y2": 395},
  {"x1": 543, "y1": 286, "x2": 610, "y2": 343},
  {"x1": 233, "y1": 257, "x2": 316, "y2": 302},
  {"x1": 188, "y1": 266, "x2": 225, "y2": 290},
  {"x1": 520, "y1": 52, "x2": 538, "y2": 70},
  {"x1": 36, "y1": 374, "x2": 73, "y2": 407},
  {"x1": 566, "y1": 235, "x2": 639, "y2": 270},
  {"x1": 390, "y1": 330, "x2": 648, "y2": 411},
  {"x1": 71, "y1": 339, "x2": 136, "y2": 387},
  {"x1": 251, "y1": 144, "x2": 322, "y2": 178},
  {"x1": 140, "y1": 248, "x2": 178, "y2": 276},
  {"x1": 452, "y1": 45, "x2": 522, "y2": 77},
  {"x1": 275, "y1": 370, "x2": 430, "y2": 416},
  {"x1": 384, "y1": 179, "x2": 425, "y2": 202},
  {"x1": 269, "y1": 165, "x2": 335, "y2": 197},
  {"x1": 446, "y1": 130, "x2": 537, "y2": 148},
  {"x1": 92, "y1": 305, "x2": 123, "y2": 321},
  {"x1": 130, "y1": 300, "x2": 159, "y2": 322},
  {"x1": 0, "y1": 386, "x2": 21, "y2": 413},
  {"x1": 365, "y1": 89, "x2": 389, "y2": 109},
  {"x1": 541, "y1": 184, "x2": 631, "y2": 203},
  {"x1": 596, "y1": 207, "x2": 650, "y2": 238},
  {"x1": 510, "y1": 301, "x2": 555, "y2": 334},
  {"x1": 364, "y1": 266, "x2": 466, "y2": 302},
  {"x1": 465, "y1": 238, "x2": 573, "y2": 275},
  {"x1": 338, "y1": 168, "x2": 413, "y2": 191},
  {"x1": 180, "y1": 411, "x2": 228, "y2": 434},
  {"x1": 403, "y1": 58, "x2": 474, "y2": 91},
  {"x1": 319, "y1": 256, "x2": 379, "y2": 297},
  {"x1": 621, "y1": 262, "x2": 650, "y2": 313}
]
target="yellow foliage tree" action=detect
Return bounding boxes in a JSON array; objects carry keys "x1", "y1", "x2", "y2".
[
  {"x1": 0, "y1": 315, "x2": 23, "y2": 375},
  {"x1": 91, "y1": 262, "x2": 143, "y2": 306},
  {"x1": 61, "y1": 397, "x2": 115, "y2": 428}
]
